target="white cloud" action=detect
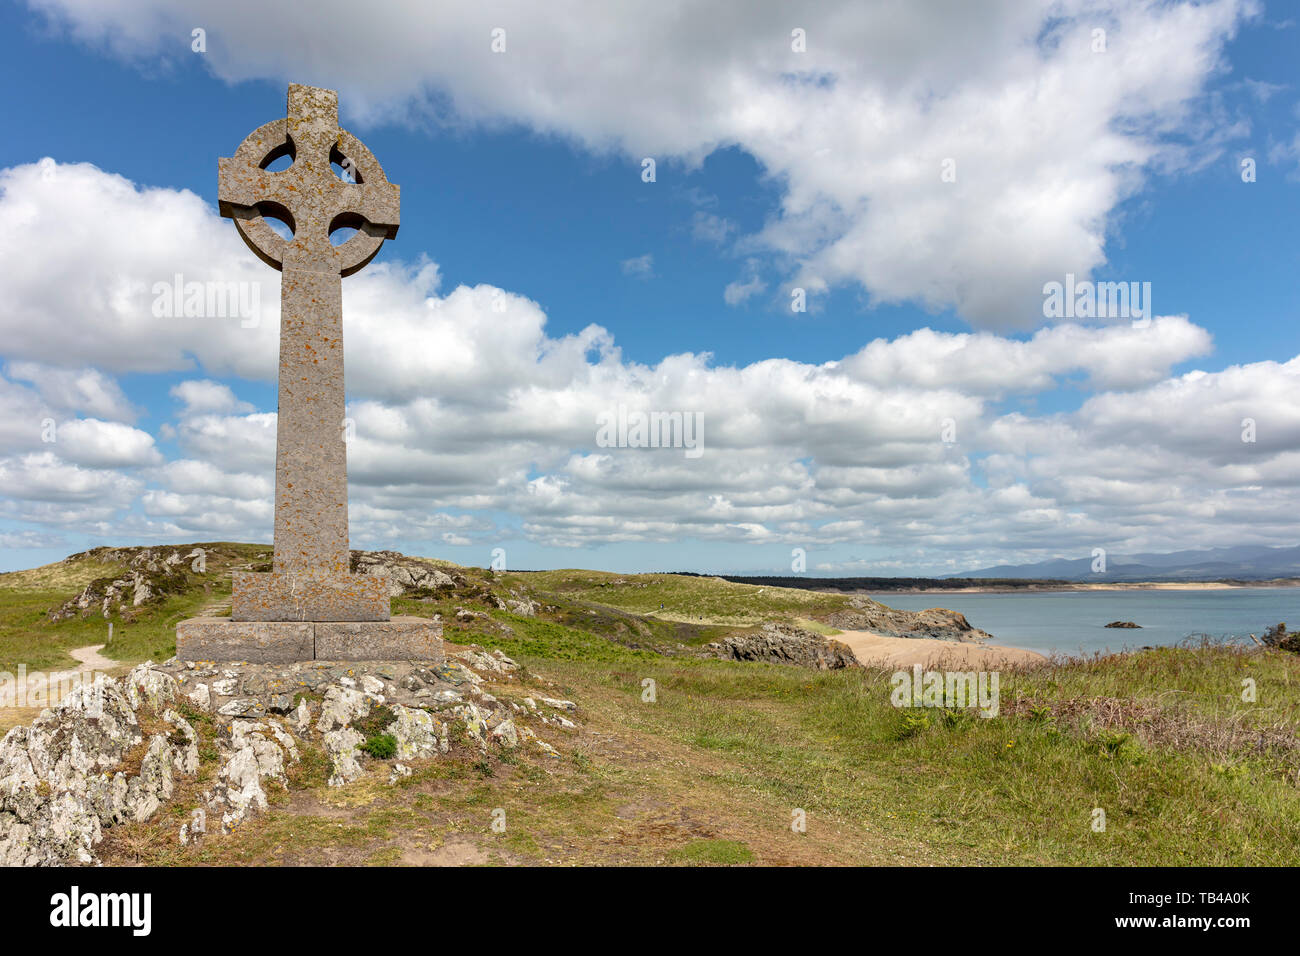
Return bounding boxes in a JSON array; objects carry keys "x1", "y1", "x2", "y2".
[
  {"x1": 0, "y1": 159, "x2": 1294, "y2": 568},
  {"x1": 723, "y1": 259, "x2": 767, "y2": 306},
  {"x1": 24, "y1": 0, "x2": 1259, "y2": 325},
  {"x1": 691, "y1": 212, "x2": 735, "y2": 244},
  {"x1": 5, "y1": 362, "x2": 136, "y2": 421},
  {"x1": 170, "y1": 380, "x2": 254, "y2": 415},
  {"x1": 54, "y1": 419, "x2": 162, "y2": 468},
  {"x1": 0, "y1": 452, "x2": 142, "y2": 506},
  {"x1": 620, "y1": 253, "x2": 654, "y2": 279}
]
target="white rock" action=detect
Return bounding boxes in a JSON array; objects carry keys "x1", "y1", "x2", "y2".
[
  {"x1": 491, "y1": 719, "x2": 520, "y2": 749},
  {"x1": 386, "y1": 705, "x2": 444, "y2": 760},
  {"x1": 124, "y1": 663, "x2": 179, "y2": 711},
  {"x1": 324, "y1": 729, "x2": 365, "y2": 787},
  {"x1": 538, "y1": 696, "x2": 577, "y2": 712},
  {"x1": 187, "y1": 683, "x2": 212, "y2": 711},
  {"x1": 292, "y1": 699, "x2": 313, "y2": 735},
  {"x1": 316, "y1": 686, "x2": 371, "y2": 733}
]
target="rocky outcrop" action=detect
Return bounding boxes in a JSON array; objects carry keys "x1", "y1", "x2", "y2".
[
  {"x1": 1262, "y1": 623, "x2": 1300, "y2": 654},
  {"x1": 0, "y1": 665, "x2": 197, "y2": 865},
  {"x1": 0, "y1": 644, "x2": 572, "y2": 866},
  {"x1": 49, "y1": 561, "x2": 198, "y2": 621},
  {"x1": 1105, "y1": 621, "x2": 1142, "y2": 628},
  {"x1": 826, "y1": 595, "x2": 994, "y2": 643},
  {"x1": 706, "y1": 623, "x2": 859, "y2": 670},
  {"x1": 351, "y1": 550, "x2": 463, "y2": 597},
  {"x1": 49, "y1": 547, "x2": 490, "y2": 621}
]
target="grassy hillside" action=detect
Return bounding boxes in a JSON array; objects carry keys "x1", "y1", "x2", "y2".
[
  {"x1": 0, "y1": 543, "x2": 265, "y2": 673},
  {"x1": 3, "y1": 544, "x2": 1299, "y2": 865}
]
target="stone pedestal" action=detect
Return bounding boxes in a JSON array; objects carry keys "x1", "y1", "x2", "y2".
[
  {"x1": 231, "y1": 570, "x2": 390, "y2": 622},
  {"x1": 177, "y1": 616, "x2": 444, "y2": 663}
]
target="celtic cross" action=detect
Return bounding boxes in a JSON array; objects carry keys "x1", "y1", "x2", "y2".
[{"x1": 217, "y1": 84, "x2": 399, "y2": 621}]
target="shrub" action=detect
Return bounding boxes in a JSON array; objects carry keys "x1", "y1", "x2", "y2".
[{"x1": 362, "y1": 734, "x2": 397, "y2": 759}]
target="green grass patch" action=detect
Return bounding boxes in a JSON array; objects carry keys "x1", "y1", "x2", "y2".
[
  {"x1": 512, "y1": 570, "x2": 849, "y2": 626},
  {"x1": 669, "y1": 839, "x2": 755, "y2": 864}
]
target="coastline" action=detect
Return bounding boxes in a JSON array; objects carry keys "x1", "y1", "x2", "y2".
[{"x1": 850, "y1": 580, "x2": 1300, "y2": 595}]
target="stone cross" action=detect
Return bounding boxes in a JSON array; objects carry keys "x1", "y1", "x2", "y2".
[
  {"x1": 177, "y1": 83, "x2": 441, "y2": 662},
  {"x1": 217, "y1": 84, "x2": 398, "y2": 623}
]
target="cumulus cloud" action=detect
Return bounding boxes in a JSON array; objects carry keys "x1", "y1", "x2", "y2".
[
  {"x1": 5, "y1": 362, "x2": 136, "y2": 421},
  {"x1": 170, "y1": 380, "x2": 254, "y2": 416},
  {"x1": 53, "y1": 419, "x2": 162, "y2": 468},
  {"x1": 0, "y1": 159, "x2": 1294, "y2": 569},
  {"x1": 24, "y1": 0, "x2": 1259, "y2": 325}
]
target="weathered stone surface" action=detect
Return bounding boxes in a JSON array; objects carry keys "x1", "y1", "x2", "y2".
[
  {"x1": 177, "y1": 617, "x2": 314, "y2": 662},
  {"x1": 231, "y1": 570, "x2": 390, "y2": 623},
  {"x1": 324, "y1": 728, "x2": 365, "y2": 787},
  {"x1": 385, "y1": 705, "x2": 446, "y2": 760},
  {"x1": 353, "y1": 551, "x2": 461, "y2": 596},
  {"x1": 0, "y1": 668, "x2": 200, "y2": 865},
  {"x1": 316, "y1": 686, "x2": 371, "y2": 733},
  {"x1": 491, "y1": 719, "x2": 520, "y2": 749},
  {"x1": 212, "y1": 720, "x2": 298, "y2": 832},
  {"x1": 0, "y1": 643, "x2": 567, "y2": 864},
  {"x1": 315, "y1": 616, "x2": 444, "y2": 662}
]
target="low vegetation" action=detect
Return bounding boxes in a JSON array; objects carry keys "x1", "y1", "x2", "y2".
[{"x1": 4, "y1": 544, "x2": 1298, "y2": 865}]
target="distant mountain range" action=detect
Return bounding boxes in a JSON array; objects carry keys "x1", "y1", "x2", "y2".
[{"x1": 948, "y1": 545, "x2": 1300, "y2": 582}]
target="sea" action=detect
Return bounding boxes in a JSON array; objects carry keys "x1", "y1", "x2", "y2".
[{"x1": 869, "y1": 587, "x2": 1300, "y2": 657}]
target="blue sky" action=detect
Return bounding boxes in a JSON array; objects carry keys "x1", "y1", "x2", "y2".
[{"x1": 0, "y1": 0, "x2": 1297, "y2": 575}]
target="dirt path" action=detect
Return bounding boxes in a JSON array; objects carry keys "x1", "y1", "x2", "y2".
[
  {"x1": 1, "y1": 643, "x2": 126, "y2": 734},
  {"x1": 68, "y1": 643, "x2": 118, "y2": 671},
  {"x1": 836, "y1": 630, "x2": 1047, "y2": 668}
]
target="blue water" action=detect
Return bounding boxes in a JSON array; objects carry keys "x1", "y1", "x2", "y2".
[{"x1": 871, "y1": 587, "x2": 1300, "y2": 657}]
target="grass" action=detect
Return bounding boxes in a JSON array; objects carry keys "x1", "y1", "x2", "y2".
[
  {"x1": 6, "y1": 542, "x2": 1300, "y2": 865},
  {"x1": 512, "y1": 569, "x2": 851, "y2": 626},
  {"x1": 0, "y1": 543, "x2": 269, "y2": 672},
  {"x1": 669, "y1": 839, "x2": 755, "y2": 864}
]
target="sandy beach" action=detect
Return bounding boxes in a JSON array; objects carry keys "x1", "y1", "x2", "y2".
[{"x1": 835, "y1": 630, "x2": 1047, "y2": 668}]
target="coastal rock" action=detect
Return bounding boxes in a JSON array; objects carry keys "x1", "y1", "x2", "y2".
[
  {"x1": 0, "y1": 641, "x2": 571, "y2": 863},
  {"x1": 706, "y1": 622, "x2": 859, "y2": 670},
  {"x1": 1104, "y1": 621, "x2": 1142, "y2": 628},
  {"x1": 351, "y1": 550, "x2": 463, "y2": 596},
  {"x1": 459, "y1": 647, "x2": 519, "y2": 676},
  {"x1": 826, "y1": 596, "x2": 994, "y2": 643},
  {"x1": 491, "y1": 719, "x2": 520, "y2": 748},
  {"x1": 124, "y1": 662, "x2": 179, "y2": 711}
]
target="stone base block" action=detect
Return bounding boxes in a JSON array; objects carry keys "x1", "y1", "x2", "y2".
[
  {"x1": 232, "y1": 570, "x2": 390, "y2": 622},
  {"x1": 315, "y1": 618, "x2": 445, "y2": 662},
  {"x1": 177, "y1": 618, "x2": 314, "y2": 663},
  {"x1": 176, "y1": 616, "x2": 443, "y2": 663}
]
